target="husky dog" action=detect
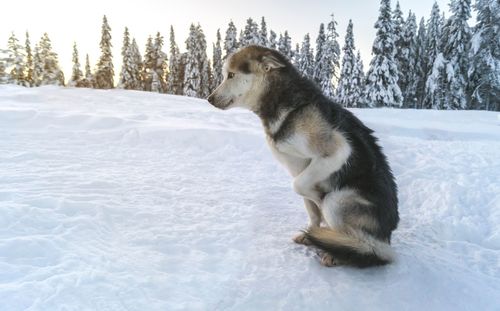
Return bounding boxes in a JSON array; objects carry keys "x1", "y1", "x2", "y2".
[{"x1": 207, "y1": 46, "x2": 399, "y2": 268}]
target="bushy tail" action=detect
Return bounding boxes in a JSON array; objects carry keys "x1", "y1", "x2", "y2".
[{"x1": 304, "y1": 227, "x2": 395, "y2": 268}]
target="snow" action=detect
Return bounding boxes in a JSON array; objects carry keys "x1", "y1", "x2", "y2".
[{"x1": 1, "y1": 85, "x2": 499, "y2": 310}]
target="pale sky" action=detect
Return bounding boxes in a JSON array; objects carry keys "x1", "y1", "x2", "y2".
[{"x1": 0, "y1": 0, "x2": 455, "y2": 80}]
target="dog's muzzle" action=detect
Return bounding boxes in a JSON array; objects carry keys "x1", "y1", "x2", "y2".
[{"x1": 207, "y1": 94, "x2": 233, "y2": 110}]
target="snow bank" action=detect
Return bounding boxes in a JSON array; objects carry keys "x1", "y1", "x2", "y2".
[{"x1": 1, "y1": 85, "x2": 499, "y2": 310}]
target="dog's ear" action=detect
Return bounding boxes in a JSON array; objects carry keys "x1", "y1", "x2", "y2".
[{"x1": 261, "y1": 54, "x2": 285, "y2": 72}]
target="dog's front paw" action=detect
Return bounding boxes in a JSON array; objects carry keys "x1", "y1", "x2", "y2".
[
  {"x1": 320, "y1": 253, "x2": 337, "y2": 267},
  {"x1": 292, "y1": 232, "x2": 311, "y2": 245}
]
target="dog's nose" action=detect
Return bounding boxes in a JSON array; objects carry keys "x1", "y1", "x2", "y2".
[{"x1": 207, "y1": 94, "x2": 214, "y2": 105}]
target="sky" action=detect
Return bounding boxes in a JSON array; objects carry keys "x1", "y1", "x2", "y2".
[{"x1": 0, "y1": 0, "x2": 456, "y2": 80}]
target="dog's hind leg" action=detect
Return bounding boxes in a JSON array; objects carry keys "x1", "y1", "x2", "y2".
[{"x1": 293, "y1": 199, "x2": 321, "y2": 245}]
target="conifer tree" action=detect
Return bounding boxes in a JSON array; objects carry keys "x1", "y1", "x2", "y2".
[
  {"x1": 118, "y1": 27, "x2": 133, "y2": 89},
  {"x1": 269, "y1": 30, "x2": 277, "y2": 49},
  {"x1": 130, "y1": 38, "x2": 144, "y2": 90},
  {"x1": 468, "y1": 0, "x2": 500, "y2": 111},
  {"x1": 196, "y1": 24, "x2": 211, "y2": 98},
  {"x1": 425, "y1": 53, "x2": 447, "y2": 109},
  {"x1": 183, "y1": 24, "x2": 211, "y2": 98},
  {"x1": 167, "y1": 26, "x2": 182, "y2": 95},
  {"x1": 7, "y1": 32, "x2": 26, "y2": 86},
  {"x1": 94, "y1": 15, "x2": 114, "y2": 89},
  {"x1": 224, "y1": 21, "x2": 239, "y2": 57},
  {"x1": 293, "y1": 43, "x2": 300, "y2": 65},
  {"x1": 31, "y1": 44, "x2": 43, "y2": 87},
  {"x1": 212, "y1": 29, "x2": 223, "y2": 90},
  {"x1": 413, "y1": 17, "x2": 428, "y2": 108},
  {"x1": 68, "y1": 42, "x2": 83, "y2": 87},
  {"x1": 184, "y1": 24, "x2": 200, "y2": 97},
  {"x1": 365, "y1": 0, "x2": 402, "y2": 107},
  {"x1": 80, "y1": 54, "x2": 93, "y2": 88},
  {"x1": 152, "y1": 32, "x2": 168, "y2": 93},
  {"x1": 336, "y1": 20, "x2": 359, "y2": 107},
  {"x1": 313, "y1": 23, "x2": 326, "y2": 84},
  {"x1": 278, "y1": 31, "x2": 293, "y2": 59},
  {"x1": 393, "y1": 1, "x2": 406, "y2": 94},
  {"x1": 25, "y1": 32, "x2": 33, "y2": 87},
  {"x1": 297, "y1": 33, "x2": 314, "y2": 79},
  {"x1": 440, "y1": 0, "x2": 472, "y2": 109},
  {"x1": 260, "y1": 17, "x2": 268, "y2": 47},
  {"x1": 315, "y1": 15, "x2": 341, "y2": 98},
  {"x1": 241, "y1": 18, "x2": 260, "y2": 47},
  {"x1": 423, "y1": 2, "x2": 444, "y2": 108},
  {"x1": 0, "y1": 48, "x2": 8, "y2": 84},
  {"x1": 143, "y1": 36, "x2": 155, "y2": 91},
  {"x1": 352, "y1": 51, "x2": 366, "y2": 107},
  {"x1": 400, "y1": 12, "x2": 418, "y2": 107},
  {"x1": 38, "y1": 33, "x2": 65, "y2": 86}
]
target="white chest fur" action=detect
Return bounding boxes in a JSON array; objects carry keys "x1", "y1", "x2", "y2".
[{"x1": 266, "y1": 135, "x2": 310, "y2": 177}]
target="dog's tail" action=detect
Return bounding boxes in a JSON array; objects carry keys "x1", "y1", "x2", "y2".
[{"x1": 304, "y1": 227, "x2": 395, "y2": 268}]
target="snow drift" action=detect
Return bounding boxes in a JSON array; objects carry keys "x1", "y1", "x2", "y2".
[{"x1": 0, "y1": 85, "x2": 499, "y2": 310}]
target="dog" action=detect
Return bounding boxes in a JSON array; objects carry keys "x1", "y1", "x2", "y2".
[{"x1": 207, "y1": 45, "x2": 399, "y2": 268}]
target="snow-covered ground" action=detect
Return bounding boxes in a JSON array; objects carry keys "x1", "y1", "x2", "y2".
[{"x1": 1, "y1": 85, "x2": 499, "y2": 311}]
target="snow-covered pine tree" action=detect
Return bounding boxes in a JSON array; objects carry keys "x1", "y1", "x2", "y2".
[
  {"x1": 167, "y1": 26, "x2": 182, "y2": 95},
  {"x1": 336, "y1": 20, "x2": 358, "y2": 107},
  {"x1": 118, "y1": 28, "x2": 142, "y2": 90},
  {"x1": 425, "y1": 54, "x2": 447, "y2": 109},
  {"x1": 278, "y1": 31, "x2": 293, "y2": 59},
  {"x1": 293, "y1": 43, "x2": 300, "y2": 65},
  {"x1": 143, "y1": 36, "x2": 155, "y2": 92},
  {"x1": 68, "y1": 42, "x2": 83, "y2": 87},
  {"x1": 238, "y1": 30, "x2": 244, "y2": 47},
  {"x1": 183, "y1": 24, "x2": 211, "y2": 98},
  {"x1": 315, "y1": 14, "x2": 341, "y2": 98},
  {"x1": 413, "y1": 17, "x2": 428, "y2": 108},
  {"x1": 423, "y1": 2, "x2": 444, "y2": 108},
  {"x1": 0, "y1": 47, "x2": 8, "y2": 84},
  {"x1": 38, "y1": 33, "x2": 65, "y2": 86},
  {"x1": 365, "y1": 0, "x2": 402, "y2": 107},
  {"x1": 212, "y1": 29, "x2": 223, "y2": 90},
  {"x1": 196, "y1": 24, "x2": 211, "y2": 98},
  {"x1": 79, "y1": 54, "x2": 94, "y2": 88},
  {"x1": 260, "y1": 17, "x2": 268, "y2": 47},
  {"x1": 152, "y1": 32, "x2": 168, "y2": 93},
  {"x1": 400, "y1": 12, "x2": 418, "y2": 107},
  {"x1": 7, "y1": 32, "x2": 26, "y2": 86},
  {"x1": 269, "y1": 30, "x2": 277, "y2": 49},
  {"x1": 131, "y1": 39, "x2": 143, "y2": 90},
  {"x1": 25, "y1": 32, "x2": 33, "y2": 87},
  {"x1": 440, "y1": 0, "x2": 472, "y2": 109},
  {"x1": 392, "y1": 1, "x2": 406, "y2": 96},
  {"x1": 313, "y1": 23, "x2": 326, "y2": 85},
  {"x1": 94, "y1": 15, "x2": 114, "y2": 89},
  {"x1": 177, "y1": 52, "x2": 187, "y2": 93},
  {"x1": 183, "y1": 24, "x2": 200, "y2": 97},
  {"x1": 118, "y1": 27, "x2": 133, "y2": 89},
  {"x1": 352, "y1": 51, "x2": 366, "y2": 107},
  {"x1": 297, "y1": 33, "x2": 314, "y2": 79},
  {"x1": 142, "y1": 35, "x2": 154, "y2": 92},
  {"x1": 468, "y1": 0, "x2": 500, "y2": 111},
  {"x1": 224, "y1": 21, "x2": 238, "y2": 57},
  {"x1": 31, "y1": 44, "x2": 42, "y2": 87},
  {"x1": 240, "y1": 18, "x2": 260, "y2": 47}
]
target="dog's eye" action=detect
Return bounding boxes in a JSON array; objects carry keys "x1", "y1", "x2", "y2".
[{"x1": 227, "y1": 72, "x2": 235, "y2": 79}]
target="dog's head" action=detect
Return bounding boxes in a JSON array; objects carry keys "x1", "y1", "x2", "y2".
[{"x1": 207, "y1": 45, "x2": 286, "y2": 112}]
